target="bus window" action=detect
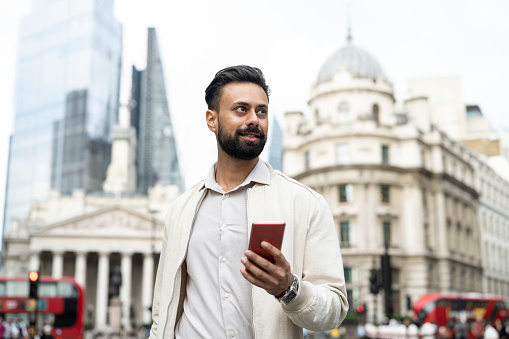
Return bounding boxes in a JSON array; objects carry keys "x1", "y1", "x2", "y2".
[
  {"x1": 57, "y1": 282, "x2": 78, "y2": 298},
  {"x1": 39, "y1": 283, "x2": 57, "y2": 297},
  {"x1": 6, "y1": 281, "x2": 28, "y2": 296}
]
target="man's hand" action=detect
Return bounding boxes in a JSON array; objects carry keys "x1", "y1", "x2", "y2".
[{"x1": 240, "y1": 241, "x2": 293, "y2": 297}]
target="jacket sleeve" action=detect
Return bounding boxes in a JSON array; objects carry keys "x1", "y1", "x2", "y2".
[
  {"x1": 281, "y1": 195, "x2": 349, "y2": 331},
  {"x1": 149, "y1": 210, "x2": 170, "y2": 339}
]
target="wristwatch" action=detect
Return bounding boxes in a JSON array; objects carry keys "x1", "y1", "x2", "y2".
[{"x1": 276, "y1": 274, "x2": 299, "y2": 305}]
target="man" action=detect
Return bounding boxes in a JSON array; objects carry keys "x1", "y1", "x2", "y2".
[{"x1": 150, "y1": 65, "x2": 348, "y2": 339}]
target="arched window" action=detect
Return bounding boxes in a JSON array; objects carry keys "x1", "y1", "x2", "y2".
[
  {"x1": 314, "y1": 109, "x2": 321, "y2": 125},
  {"x1": 372, "y1": 103, "x2": 380, "y2": 123},
  {"x1": 338, "y1": 102, "x2": 350, "y2": 126}
]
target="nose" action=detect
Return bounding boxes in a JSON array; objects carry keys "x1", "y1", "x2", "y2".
[{"x1": 245, "y1": 108, "x2": 259, "y2": 127}]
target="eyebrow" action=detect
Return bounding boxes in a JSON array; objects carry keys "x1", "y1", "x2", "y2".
[{"x1": 233, "y1": 101, "x2": 268, "y2": 108}]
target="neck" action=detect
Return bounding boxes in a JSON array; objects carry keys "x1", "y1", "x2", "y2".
[{"x1": 215, "y1": 151, "x2": 259, "y2": 192}]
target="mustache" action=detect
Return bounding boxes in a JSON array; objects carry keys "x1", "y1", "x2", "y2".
[{"x1": 235, "y1": 126, "x2": 266, "y2": 138}]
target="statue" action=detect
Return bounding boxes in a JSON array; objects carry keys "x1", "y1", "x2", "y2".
[{"x1": 110, "y1": 265, "x2": 122, "y2": 297}]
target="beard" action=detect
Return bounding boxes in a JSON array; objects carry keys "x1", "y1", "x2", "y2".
[{"x1": 217, "y1": 119, "x2": 267, "y2": 161}]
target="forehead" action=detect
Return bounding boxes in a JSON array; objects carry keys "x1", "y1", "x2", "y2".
[{"x1": 219, "y1": 82, "x2": 268, "y2": 106}]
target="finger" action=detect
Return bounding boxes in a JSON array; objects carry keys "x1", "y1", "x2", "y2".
[
  {"x1": 240, "y1": 263, "x2": 272, "y2": 290},
  {"x1": 261, "y1": 242, "x2": 289, "y2": 268},
  {"x1": 241, "y1": 255, "x2": 273, "y2": 282},
  {"x1": 242, "y1": 254, "x2": 287, "y2": 290},
  {"x1": 244, "y1": 250, "x2": 275, "y2": 274}
]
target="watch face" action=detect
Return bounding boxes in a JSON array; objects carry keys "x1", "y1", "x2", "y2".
[
  {"x1": 279, "y1": 275, "x2": 299, "y2": 305},
  {"x1": 282, "y1": 290, "x2": 297, "y2": 305}
]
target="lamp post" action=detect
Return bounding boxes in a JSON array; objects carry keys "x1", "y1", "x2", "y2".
[
  {"x1": 381, "y1": 238, "x2": 393, "y2": 319},
  {"x1": 149, "y1": 210, "x2": 157, "y2": 257}
]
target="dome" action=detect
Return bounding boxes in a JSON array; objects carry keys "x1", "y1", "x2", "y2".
[{"x1": 317, "y1": 43, "x2": 386, "y2": 83}]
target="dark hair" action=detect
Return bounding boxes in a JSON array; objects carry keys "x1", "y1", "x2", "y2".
[{"x1": 205, "y1": 65, "x2": 270, "y2": 111}]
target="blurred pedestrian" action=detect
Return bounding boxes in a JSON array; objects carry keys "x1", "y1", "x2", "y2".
[
  {"x1": 14, "y1": 319, "x2": 27, "y2": 339},
  {"x1": 357, "y1": 323, "x2": 367, "y2": 338},
  {"x1": 484, "y1": 324, "x2": 499, "y2": 339},
  {"x1": 149, "y1": 65, "x2": 349, "y2": 338},
  {"x1": 500, "y1": 320, "x2": 509, "y2": 339},
  {"x1": 40, "y1": 320, "x2": 53, "y2": 339},
  {"x1": 472, "y1": 318, "x2": 485, "y2": 339},
  {"x1": 3, "y1": 317, "x2": 13, "y2": 339},
  {"x1": 454, "y1": 321, "x2": 467, "y2": 339}
]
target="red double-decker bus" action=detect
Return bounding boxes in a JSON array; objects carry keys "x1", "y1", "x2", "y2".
[
  {"x1": 413, "y1": 292, "x2": 509, "y2": 338},
  {"x1": 0, "y1": 276, "x2": 84, "y2": 339}
]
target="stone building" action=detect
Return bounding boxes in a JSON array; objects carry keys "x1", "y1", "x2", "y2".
[
  {"x1": 283, "y1": 36, "x2": 508, "y2": 322},
  {"x1": 2, "y1": 124, "x2": 180, "y2": 331},
  {"x1": 408, "y1": 77, "x2": 509, "y2": 300}
]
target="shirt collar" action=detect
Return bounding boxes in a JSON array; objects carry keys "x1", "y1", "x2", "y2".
[{"x1": 204, "y1": 158, "x2": 270, "y2": 192}]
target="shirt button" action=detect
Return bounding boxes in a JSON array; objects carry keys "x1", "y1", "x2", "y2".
[
  {"x1": 221, "y1": 257, "x2": 227, "y2": 263},
  {"x1": 230, "y1": 331, "x2": 236, "y2": 337},
  {"x1": 225, "y1": 194, "x2": 230, "y2": 198},
  {"x1": 224, "y1": 293, "x2": 229, "y2": 299},
  {"x1": 222, "y1": 223, "x2": 227, "y2": 228}
]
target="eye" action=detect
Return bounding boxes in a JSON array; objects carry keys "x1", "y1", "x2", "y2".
[
  {"x1": 235, "y1": 106, "x2": 247, "y2": 112},
  {"x1": 256, "y1": 107, "x2": 268, "y2": 115}
]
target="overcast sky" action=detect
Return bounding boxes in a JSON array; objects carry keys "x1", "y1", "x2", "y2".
[{"x1": 1, "y1": 0, "x2": 508, "y2": 231}]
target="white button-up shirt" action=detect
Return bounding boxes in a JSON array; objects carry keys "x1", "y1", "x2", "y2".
[{"x1": 176, "y1": 159, "x2": 270, "y2": 339}]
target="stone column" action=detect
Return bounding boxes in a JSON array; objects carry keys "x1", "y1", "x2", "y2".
[
  {"x1": 120, "y1": 252, "x2": 133, "y2": 332},
  {"x1": 142, "y1": 252, "x2": 154, "y2": 324},
  {"x1": 95, "y1": 252, "x2": 110, "y2": 329},
  {"x1": 29, "y1": 251, "x2": 40, "y2": 271},
  {"x1": 52, "y1": 251, "x2": 64, "y2": 279},
  {"x1": 75, "y1": 252, "x2": 87, "y2": 288},
  {"x1": 400, "y1": 184, "x2": 424, "y2": 254}
]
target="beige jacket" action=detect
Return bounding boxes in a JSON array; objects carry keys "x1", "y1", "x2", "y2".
[{"x1": 149, "y1": 163, "x2": 348, "y2": 339}]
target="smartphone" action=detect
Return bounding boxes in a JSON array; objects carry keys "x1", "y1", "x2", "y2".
[{"x1": 248, "y1": 221, "x2": 286, "y2": 264}]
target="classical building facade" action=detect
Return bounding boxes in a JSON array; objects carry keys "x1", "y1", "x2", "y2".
[
  {"x1": 283, "y1": 37, "x2": 508, "y2": 322},
  {"x1": 2, "y1": 125, "x2": 180, "y2": 331},
  {"x1": 408, "y1": 77, "x2": 509, "y2": 301}
]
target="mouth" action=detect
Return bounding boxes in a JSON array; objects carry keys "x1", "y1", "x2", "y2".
[{"x1": 239, "y1": 132, "x2": 260, "y2": 142}]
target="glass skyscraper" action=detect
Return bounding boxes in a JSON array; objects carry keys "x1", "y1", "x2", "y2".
[
  {"x1": 3, "y1": 0, "x2": 122, "y2": 238},
  {"x1": 130, "y1": 28, "x2": 183, "y2": 193}
]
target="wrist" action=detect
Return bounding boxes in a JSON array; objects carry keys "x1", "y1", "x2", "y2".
[
  {"x1": 275, "y1": 276, "x2": 293, "y2": 298},
  {"x1": 275, "y1": 274, "x2": 299, "y2": 305}
]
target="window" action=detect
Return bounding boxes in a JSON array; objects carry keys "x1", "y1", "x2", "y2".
[
  {"x1": 372, "y1": 104, "x2": 380, "y2": 123},
  {"x1": 344, "y1": 267, "x2": 352, "y2": 283},
  {"x1": 381, "y1": 145, "x2": 389, "y2": 165},
  {"x1": 380, "y1": 185, "x2": 390, "y2": 203},
  {"x1": 314, "y1": 109, "x2": 321, "y2": 125},
  {"x1": 346, "y1": 289, "x2": 353, "y2": 313},
  {"x1": 338, "y1": 102, "x2": 350, "y2": 126},
  {"x1": 383, "y1": 221, "x2": 391, "y2": 247},
  {"x1": 305, "y1": 151, "x2": 310, "y2": 170},
  {"x1": 336, "y1": 143, "x2": 350, "y2": 165},
  {"x1": 339, "y1": 184, "x2": 353, "y2": 202},
  {"x1": 340, "y1": 221, "x2": 351, "y2": 246},
  {"x1": 424, "y1": 222, "x2": 430, "y2": 249}
]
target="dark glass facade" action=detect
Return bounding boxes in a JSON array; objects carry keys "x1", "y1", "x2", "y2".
[
  {"x1": 3, "y1": 0, "x2": 122, "y2": 237},
  {"x1": 131, "y1": 28, "x2": 182, "y2": 193}
]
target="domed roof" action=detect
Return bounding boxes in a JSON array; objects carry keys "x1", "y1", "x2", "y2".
[{"x1": 317, "y1": 42, "x2": 386, "y2": 83}]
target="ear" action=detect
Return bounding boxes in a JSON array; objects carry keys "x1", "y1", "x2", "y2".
[{"x1": 206, "y1": 109, "x2": 218, "y2": 132}]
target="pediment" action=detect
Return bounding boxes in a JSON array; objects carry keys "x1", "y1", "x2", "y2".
[{"x1": 32, "y1": 205, "x2": 163, "y2": 239}]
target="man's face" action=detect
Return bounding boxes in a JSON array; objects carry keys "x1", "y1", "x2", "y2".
[{"x1": 209, "y1": 82, "x2": 269, "y2": 161}]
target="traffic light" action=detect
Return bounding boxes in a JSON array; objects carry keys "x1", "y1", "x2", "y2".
[
  {"x1": 28, "y1": 271, "x2": 39, "y2": 299},
  {"x1": 356, "y1": 304, "x2": 366, "y2": 314},
  {"x1": 369, "y1": 268, "x2": 379, "y2": 295}
]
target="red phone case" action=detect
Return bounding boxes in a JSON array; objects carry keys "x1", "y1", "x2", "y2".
[{"x1": 248, "y1": 221, "x2": 286, "y2": 264}]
